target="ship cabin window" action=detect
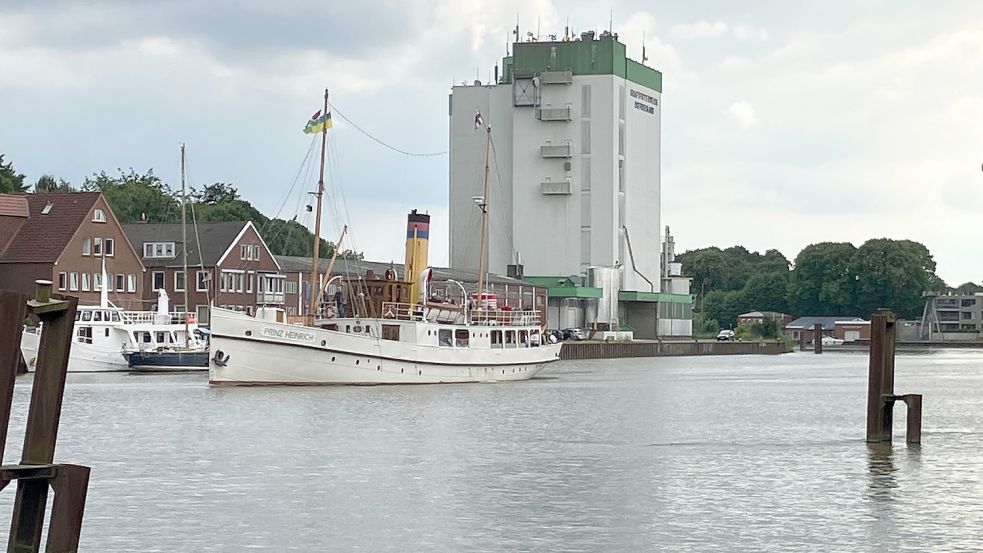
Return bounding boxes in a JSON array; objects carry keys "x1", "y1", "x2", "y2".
[
  {"x1": 111, "y1": 312, "x2": 121, "y2": 322},
  {"x1": 345, "y1": 325, "x2": 351, "y2": 334},
  {"x1": 93, "y1": 311, "x2": 103, "y2": 322},
  {"x1": 81, "y1": 311, "x2": 92, "y2": 322},
  {"x1": 519, "y1": 330, "x2": 529, "y2": 348},
  {"x1": 505, "y1": 330, "x2": 516, "y2": 348},
  {"x1": 530, "y1": 330, "x2": 541, "y2": 347},
  {"x1": 491, "y1": 330, "x2": 502, "y2": 348},
  {"x1": 105, "y1": 328, "x2": 110, "y2": 337},
  {"x1": 155, "y1": 331, "x2": 168, "y2": 344},
  {"x1": 382, "y1": 324, "x2": 400, "y2": 341},
  {"x1": 140, "y1": 332, "x2": 152, "y2": 344},
  {"x1": 455, "y1": 329, "x2": 470, "y2": 348},
  {"x1": 76, "y1": 327, "x2": 92, "y2": 344},
  {"x1": 438, "y1": 329, "x2": 453, "y2": 347}
]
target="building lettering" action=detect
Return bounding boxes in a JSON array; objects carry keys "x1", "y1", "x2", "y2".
[{"x1": 630, "y1": 89, "x2": 658, "y2": 115}]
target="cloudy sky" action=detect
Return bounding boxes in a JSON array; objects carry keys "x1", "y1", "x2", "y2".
[{"x1": 2, "y1": 1, "x2": 982, "y2": 285}]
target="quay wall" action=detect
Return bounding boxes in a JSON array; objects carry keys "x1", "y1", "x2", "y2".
[{"x1": 560, "y1": 340, "x2": 791, "y2": 360}]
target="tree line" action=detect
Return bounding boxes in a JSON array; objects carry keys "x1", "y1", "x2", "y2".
[
  {"x1": 0, "y1": 153, "x2": 360, "y2": 260},
  {"x1": 678, "y1": 240, "x2": 974, "y2": 332}
]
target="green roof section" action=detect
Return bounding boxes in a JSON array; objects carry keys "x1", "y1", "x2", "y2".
[
  {"x1": 524, "y1": 276, "x2": 603, "y2": 299},
  {"x1": 618, "y1": 291, "x2": 693, "y2": 304},
  {"x1": 501, "y1": 35, "x2": 662, "y2": 92}
]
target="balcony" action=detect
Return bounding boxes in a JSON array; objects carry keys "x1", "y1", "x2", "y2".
[
  {"x1": 536, "y1": 107, "x2": 572, "y2": 121},
  {"x1": 257, "y1": 273, "x2": 286, "y2": 305},
  {"x1": 538, "y1": 70, "x2": 573, "y2": 85},
  {"x1": 541, "y1": 180, "x2": 572, "y2": 195},
  {"x1": 540, "y1": 144, "x2": 572, "y2": 158}
]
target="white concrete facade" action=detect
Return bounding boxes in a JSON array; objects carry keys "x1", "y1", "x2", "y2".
[{"x1": 449, "y1": 52, "x2": 661, "y2": 293}]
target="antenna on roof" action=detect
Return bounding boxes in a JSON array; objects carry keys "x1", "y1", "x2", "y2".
[
  {"x1": 609, "y1": 9, "x2": 613, "y2": 34},
  {"x1": 642, "y1": 32, "x2": 648, "y2": 64},
  {"x1": 514, "y1": 14, "x2": 519, "y2": 45},
  {"x1": 564, "y1": 17, "x2": 569, "y2": 40}
]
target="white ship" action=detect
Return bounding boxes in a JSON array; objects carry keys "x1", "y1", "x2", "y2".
[
  {"x1": 208, "y1": 90, "x2": 561, "y2": 385},
  {"x1": 21, "y1": 294, "x2": 203, "y2": 373}
]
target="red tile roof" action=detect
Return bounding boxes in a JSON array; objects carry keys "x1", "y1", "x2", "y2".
[
  {"x1": 0, "y1": 194, "x2": 29, "y2": 218},
  {"x1": 0, "y1": 192, "x2": 102, "y2": 263}
]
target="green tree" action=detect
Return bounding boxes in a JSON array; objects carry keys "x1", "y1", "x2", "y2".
[
  {"x1": 788, "y1": 242, "x2": 858, "y2": 316},
  {"x1": 849, "y1": 238, "x2": 933, "y2": 319},
  {"x1": 34, "y1": 174, "x2": 75, "y2": 192},
  {"x1": 0, "y1": 154, "x2": 28, "y2": 193},
  {"x1": 197, "y1": 182, "x2": 241, "y2": 205},
  {"x1": 703, "y1": 289, "x2": 744, "y2": 328},
  {"x1": 83, "y1": 169, "x2": 180, "y2": 223},
  {"x1": 954, "y1": 282, "x2": 983, "y2": 294},
  {"x1": 741, "y1": 272, "x2": 790, "y2": 313}
]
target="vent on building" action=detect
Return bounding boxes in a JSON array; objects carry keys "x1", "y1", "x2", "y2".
[
  {"x1": 538, "y1": 70, "x2": 573, "y2": 85},
  {"x1": 541, "y1": 180, "x2": 572, "y2": 195},
  {"x1": 540, "y1": 144, "x2": 572, "y2": 158},
  {"x1": 536, "y1": 106, "x2": 572, "y2": 121},
  {"x1": 563, "y1": 161, "x2": 572, "y2": 171}
]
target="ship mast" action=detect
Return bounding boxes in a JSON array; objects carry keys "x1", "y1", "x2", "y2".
[
  {"x1": 180, "y1": 143, "x2": 190, "y2": 345},
  {"x1": 475, "y1": 125, "x2": 492, "y2": 310},
  {"x1": 308, "y1": 88, "x2": 329, "y2": 317}
]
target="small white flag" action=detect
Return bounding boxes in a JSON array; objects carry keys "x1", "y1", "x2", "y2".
[{"x1": 474, "y1": 109, "x2": 484, "y2": 130}]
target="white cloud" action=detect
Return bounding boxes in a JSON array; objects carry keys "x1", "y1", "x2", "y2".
[
  {"x1": 726, "y1": 101, "x2": 759, "y2": 128},
  {"x1": 671, "y1": 20, "x2": 729, "y2": 39}
]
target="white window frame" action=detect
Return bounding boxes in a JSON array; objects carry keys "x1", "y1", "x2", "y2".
[
  {"x1": 127, "y1": 274, "x2": 137, "y2": 293},
  {"x1": 93, "y1": 237, "x2": 102, "y2": 256},
  {"x1": 81, "y1": 273, "x2": 90, "y2": 292},
  {"x1": 152, "y1": 271, "x2": 166, "y2": 291},
  {"x1": 92, "y1": 208, "x2": 106, "y2": 223},
  {"x1": 82, "y1": 238, "x2": 91, "y2": 256},
  {"x1": 196, "y1": 270, "x2": 210, "y2": 292},
  {"x1": 93, "y1": 272, "x2": 103, "y2": 292},
  {"x1": 174, "y1": 270, "x2": 186, "y2": 292},
  {"x1": 114, "y1": 273, "x2": 125, "y2": 292},
  {"x1": 105, "y1": 238, "x2": 115, "y2": 257},
  {"x1": 252, "y1": 245, "x2": 260, "y2": 261},
  {"x1": 58, "y1": 272, "x2": 67, "y2": 291},
  {"x1": 69, "y1": 272, "x2": 79, "y2": 291},
  {"x1": 240, "y1": 245, "x2": 248, "y2": 260},
  {"x1": 246, "y1": 272, "x2": 254, "y2": 293}
]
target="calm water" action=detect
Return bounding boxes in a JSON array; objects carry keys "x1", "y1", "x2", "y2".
[{"x1": 2, "y1": 350, "x2": 983, "y2": 551}]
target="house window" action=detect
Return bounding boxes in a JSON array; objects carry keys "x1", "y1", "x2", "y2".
[
  {"x1": 285, "y1": 281, "x2": 297, "y2": 294},
  {"x1": 196, "y1": 305, "x2": 209, "y2": 325},
  {"x1": 246, "y1": 272, "x2": 254, "y2": 293},
  {"x1": 93, "y1": 237, "x2": 102, "y2": 256},
  {"x1": 253, "y1": 245, "x2": 260, "y2": 261},
  {"x1": 144, "y1": 242, "x2": 176, "y2": 258},
  {"x1": 115, "y1": 274, "x2": 125, "y2": 292},
  {"x1": 82, "y1": 238, "x2": 91, "y2": 256},
  {"x1": 105, "y1": 238, "x2": 115, "y2": 257},
  {"x1": 92, "y1": 208, "x2": 106, "y2": 223},
  {"x1": 175, "y1": 271, "x2": 186, "y2": 292},
  {"x1": 69, "y1": 272, "x2": 79, "y2": 291},
  {"x1": 152, "y1": 271, "x2": 165, "y2": 291},
  {"x1": 93, "y1": 272, "x2": 103, "y2": 292},
  {"x1": 58, "y1": 272, "x2": 67, "y2": 291},
  {"x1": 127, "y1": 274, "x2": 137, "y2": 293},
  {"x1": 81, "y1": 273, "x2": 90, "y2": 292},
  {"x1": 240, "y1": 245, "x2": 248, "y2": 260},
  {"x1": 196, "y1": 271, "x2": 210, "y2": 292}
]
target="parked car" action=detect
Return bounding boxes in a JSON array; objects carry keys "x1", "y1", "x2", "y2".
[
  {"x1": 716, "y1": 329, "x2": 735, "y2": 341},
  {"x1": 562, "y1": 328, "x2": 586, "y2": 341}
]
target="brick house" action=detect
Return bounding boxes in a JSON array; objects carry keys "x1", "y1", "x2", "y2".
[
  {"x1": 833, "y1": 320, "x2": 871, "y2": 342},
  {"x1": 0, "y1": 192, "x2": 145, "y2": 308},
  {"x1": 122, "y1": 221, "x2": 284, "y2": 324},
  {"x1": 737, "y1": 311, "x2": 794, "y2": 328}
]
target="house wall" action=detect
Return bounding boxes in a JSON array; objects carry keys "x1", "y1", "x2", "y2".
[
  {"x1": 834, "y1": 323, "x2": 871, "y2": 341},
  {"x1": 54, "y1": 196, "x2": 144, "y2": 309}
]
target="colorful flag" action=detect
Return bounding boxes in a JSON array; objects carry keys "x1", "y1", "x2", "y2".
[
  {"x1": 474, "y1": 109, "x2": 483, "y2": 130},
  {"x1": 304, "y1": 110, "x2": 333, "y2": 134}
]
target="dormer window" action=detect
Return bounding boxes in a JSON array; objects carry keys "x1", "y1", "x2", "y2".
[
  {"x1": 92, "y1": 208, "x2": 106, "y2": 223},
  {"x1": 41, "y1": 203, "x2": 54, "y2": 215},
  {"x1": 143, "y1": 242, "x2": 176, "y2": 258}
]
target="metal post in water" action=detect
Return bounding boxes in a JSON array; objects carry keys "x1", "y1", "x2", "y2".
[
  {"x1": 813, "y1": 323, "x2": 823, "y2": 354},
  {"x1": 866, "y1": 309, "x2": 921, "y2": 444},
  {"x1": 1, "y1": 281, "x2": 91, "y2": 553}
]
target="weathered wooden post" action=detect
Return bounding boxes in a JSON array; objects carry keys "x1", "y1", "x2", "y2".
[
  {"x1": 866, "y1": 308, "x2": 922, "y2": 444},
  {"x1": 1, "y1": 281, "x2": 90, "y2": 553},
  {"x1": 813, "y1": 323, "x2": 823, "y2": 354}
]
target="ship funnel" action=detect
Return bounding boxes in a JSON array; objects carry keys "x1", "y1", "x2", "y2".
[{"x1": 404, "y1": 209, "x2": 430, "y2": 305}]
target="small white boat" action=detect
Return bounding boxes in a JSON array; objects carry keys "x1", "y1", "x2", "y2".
[{"x1": 21, "y1": 287, "x2": 203, "y2": 373}]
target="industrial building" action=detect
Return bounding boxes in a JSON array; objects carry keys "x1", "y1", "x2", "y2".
[{"x1": 448, "y1": 30, "x2": 691, "y2": 338}]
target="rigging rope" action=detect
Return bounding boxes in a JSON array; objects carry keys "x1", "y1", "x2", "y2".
[{"x1": 328, "y1": 103, "x2": 448, "y2": 157}]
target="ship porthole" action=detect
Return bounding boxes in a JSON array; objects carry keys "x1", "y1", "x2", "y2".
[
  {"x1": 245, "y1": 330, "x2": 252, "y2": 336},
  {"x1": 377, "y1": 365, "x2": 381, "y2": 370},
  {"x1": 321, "y1": 340, "x2": 326, "y2": 346},
  {"x1": 331, "y1": 356, "x2": 336, "y2": 362},
  {"x1": 400, "y1": 368, "x2": 404, "y2": 374},
  {"x1": 418, "y1": 370, "x2": 421, "y2": 375},
  {"x1": 355, "y1": 360, "x2": 359, "y2": 365}
]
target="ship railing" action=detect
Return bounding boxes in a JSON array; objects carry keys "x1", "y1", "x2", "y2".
[
  {"x1": 120, "y1": 311, "x2": 196, "y2": 325},
  {"x1": 380, "y1": 302, "x2": 540, "y2": 326},
  {"x1": 469, "y1": 309, "x2": 542, "y2": 327}
]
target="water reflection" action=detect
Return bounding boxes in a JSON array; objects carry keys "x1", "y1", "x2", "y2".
[{"x1": 866, "y1": 442, "x2": 898, "y2": 501}]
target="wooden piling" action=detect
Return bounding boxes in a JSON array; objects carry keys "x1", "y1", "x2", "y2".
[{"x1": 813, "y1": 323, "x2": 823, "y2": 354}]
